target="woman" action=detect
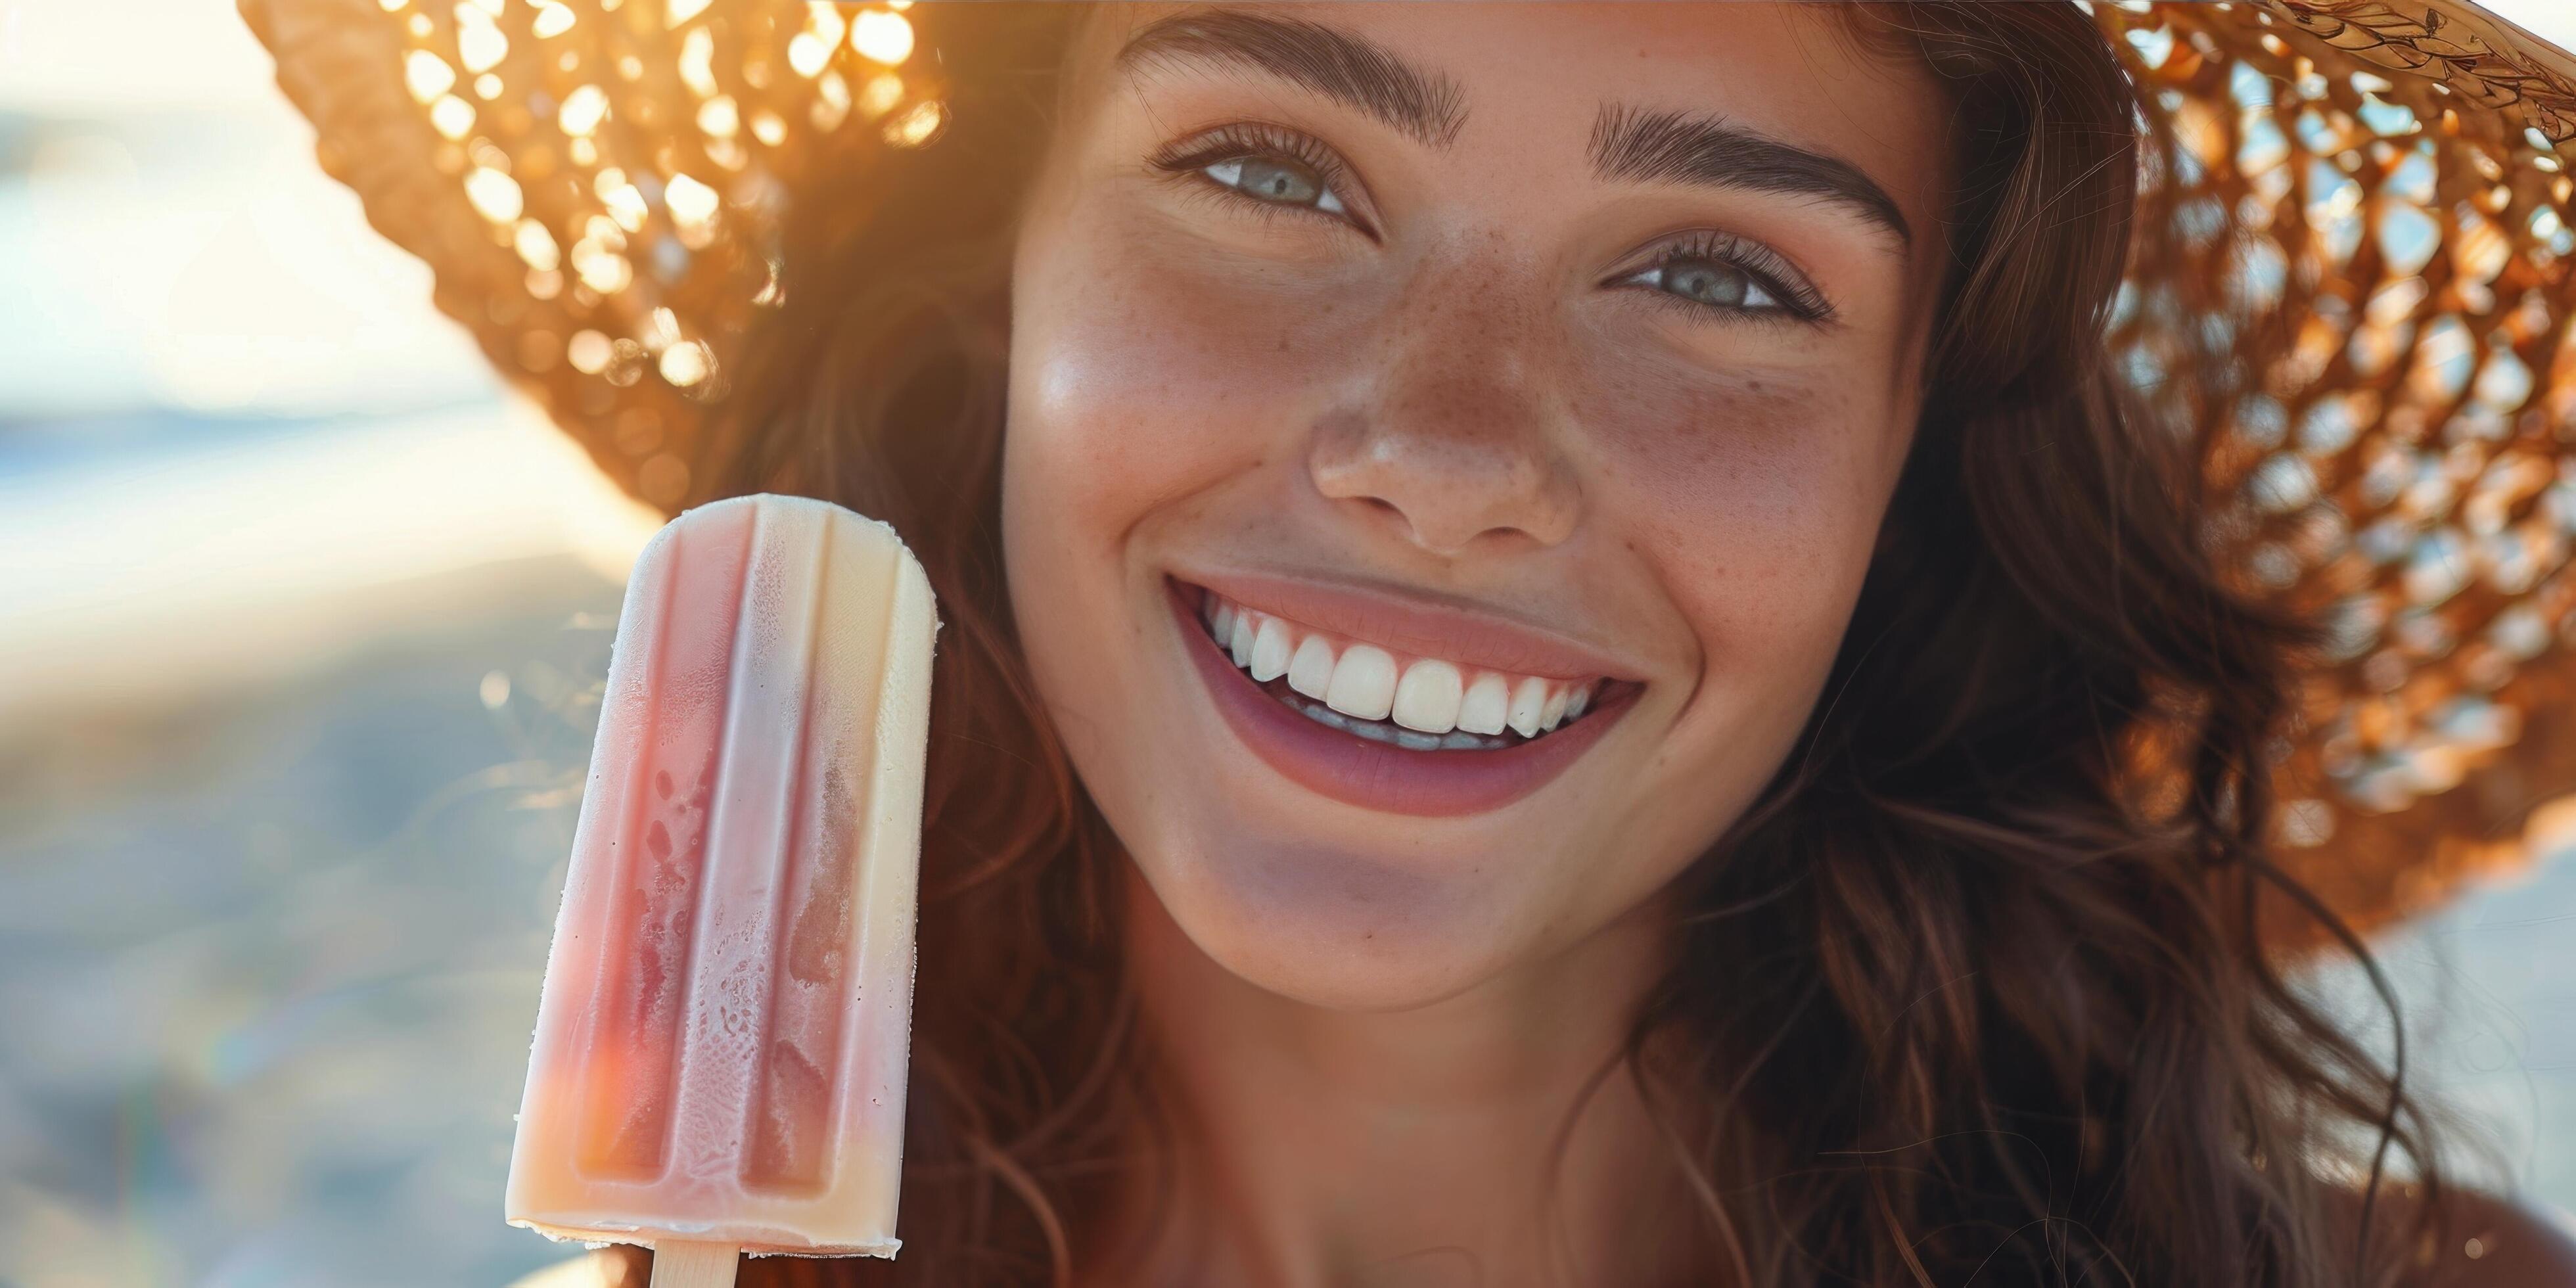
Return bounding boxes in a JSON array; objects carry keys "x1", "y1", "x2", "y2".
[{"x1": 246, "y1": 1, "x2": 2576, "y2": 1283}]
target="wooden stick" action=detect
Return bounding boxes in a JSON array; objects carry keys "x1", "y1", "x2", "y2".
[{"x1": 648, "y1": 1240, "x2": 740, "y2": 1288}]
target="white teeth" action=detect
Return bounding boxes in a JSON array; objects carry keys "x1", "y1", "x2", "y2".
[
  {"x1": 1228, "y1": 610, "x2": 1255, "y2": 668},
  {"x1": 1287, "y1": 633, "x2": 1336, "y2": 699},
  {"x1": 1324, "y1": 644, "x2": 1398, "y2": 722},
  {"x1": 1457, "y1": 672, "x2": 1510, "y2": 736},
  {"x1": 1391, "y1": 658, "x2": 1463, "y2": 733},
  {"x1": 1506, "y1": 676, "x2": 1548, "y2": 738},
  {"x1": 1249, "y1": 616, "x2": 1292, "y2": 682},
  {"x1": 1199, "y1": 589, "x2": 1610, "y2": 746}
]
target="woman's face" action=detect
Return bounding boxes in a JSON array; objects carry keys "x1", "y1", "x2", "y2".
[{"x1": 1004, "y1": 3, "x2": 1950, "y2": 1010}]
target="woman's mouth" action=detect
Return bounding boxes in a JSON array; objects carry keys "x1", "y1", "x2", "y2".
[
  {"x1": 1165, "y1": 576, "x2": 1640, "y2": 817},
  {"x1": 1195, "y1": 588, "x2": 1605, "y2": 751}
]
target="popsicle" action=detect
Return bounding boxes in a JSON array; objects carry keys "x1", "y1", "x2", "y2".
[{"x1": 505, "y1": 494, "x2": 938, "y2": 1287}]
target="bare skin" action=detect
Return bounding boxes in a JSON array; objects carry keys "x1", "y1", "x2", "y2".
[{"x1": 1000, "y1": 6, "x2": 1951, "y2": 1283}]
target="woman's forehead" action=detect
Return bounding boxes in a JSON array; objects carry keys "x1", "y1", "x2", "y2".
[{"x1": 1064, "y1": 3, "x2": 1952, "y2": 259}]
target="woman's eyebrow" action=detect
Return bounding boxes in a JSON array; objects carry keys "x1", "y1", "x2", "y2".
[
  {"x1": 1109, "y1": 11, "x2": 1910, "y2": 253},
  {"x1": 1113, "y1": 9, "x2": 1468, "y2": 149},
  {"x1": 1590, "y1": 104, "x2": 1913, "y2": 250}
]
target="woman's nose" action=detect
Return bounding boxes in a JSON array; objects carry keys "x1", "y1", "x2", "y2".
[{"x1": 1307, "y1": 294, "x2": 1579, "y2": 556}]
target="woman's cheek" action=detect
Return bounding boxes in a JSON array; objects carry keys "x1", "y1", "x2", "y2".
[
  {"x1": 1013, "y1": 218, "x2": 1359, "y2": 538},
  {"x1": 1575, "y1": 358, "x2": 1904, "y2": 710}
]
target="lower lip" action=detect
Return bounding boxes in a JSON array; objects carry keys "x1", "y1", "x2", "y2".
[{"x1": 1166, "y1": 578, "x2": 1635, "y2": 817}]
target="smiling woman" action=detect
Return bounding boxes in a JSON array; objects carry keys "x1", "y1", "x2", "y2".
[
  {"x1": 664, "y1": 4, "x2": 2576, "y2": 1286},
  {"x1": 1005, "y1": 0, "x2": 1954, "y2": 1037},
  {"x1": 234, "y1": 0, "x2": 2576, "y2": 1284}
]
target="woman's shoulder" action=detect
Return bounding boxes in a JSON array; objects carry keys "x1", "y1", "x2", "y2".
[{"x1": 2409, "y1": 1188, "x2": 2576, "y2": 1287}]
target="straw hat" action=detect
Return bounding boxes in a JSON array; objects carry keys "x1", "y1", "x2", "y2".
[{"x1": 239, "y1": 0, "x2": 2576, "y2": 942}]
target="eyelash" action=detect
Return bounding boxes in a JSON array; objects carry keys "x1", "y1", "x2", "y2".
[
  {"x1": 1625, "y1": 230, "x2": 1834, "y2": 325},
  {"x1": 1146, "y1": 122, "x2": 1833, "y2": 325},
  {"x1": 1147, "y1": 121, "x2": 1374, "y2": 237}
]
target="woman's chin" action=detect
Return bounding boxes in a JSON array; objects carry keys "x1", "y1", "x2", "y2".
[{"x1": 1126, "y1": 839, "x2": 1543, "y2": 1014}]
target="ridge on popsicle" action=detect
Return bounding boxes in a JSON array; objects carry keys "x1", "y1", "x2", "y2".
[{"x1": 505, "y1": 494, "x2": 940, "y2": 1286}]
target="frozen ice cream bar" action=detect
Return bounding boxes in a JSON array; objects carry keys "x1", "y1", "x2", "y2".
[{"x1": 505, "y1": 494, "x2": 936, "y2": 1283}]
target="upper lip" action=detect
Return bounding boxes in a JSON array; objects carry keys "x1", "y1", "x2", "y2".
[{"x1": 1170, "y1": 568, "x2": 1648, "y2": 684}]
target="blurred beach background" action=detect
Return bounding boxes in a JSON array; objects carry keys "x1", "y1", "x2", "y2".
[{"x1": 5, "y1": 1, "x2": 2576, "y2": 1284}]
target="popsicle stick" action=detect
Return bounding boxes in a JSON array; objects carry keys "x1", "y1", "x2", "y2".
[{"x1": 649, "y1": 1240, "x2": 739, "y2": 1288}]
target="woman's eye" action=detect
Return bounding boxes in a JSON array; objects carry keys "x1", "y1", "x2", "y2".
[
  {"x1": 1629, "y1": 257, "x2": 1782, "y2": 313},
  {"x1": 1201, "y1": 154, "x2": 1348, "y2": 217}
]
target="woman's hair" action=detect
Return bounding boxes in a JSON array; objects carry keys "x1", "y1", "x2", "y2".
[{"x1": 676, "y1": 5, "x2": 2455, "y2": 1284}]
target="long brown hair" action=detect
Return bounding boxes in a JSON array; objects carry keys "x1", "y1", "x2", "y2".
[{"x1": 663, "y1": 5, "x2": 2454, "y2": 1284}]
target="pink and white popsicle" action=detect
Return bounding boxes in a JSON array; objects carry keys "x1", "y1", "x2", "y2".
[{"x1": 505, "y1": 494, "x2": 936, "y2": 1285}]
